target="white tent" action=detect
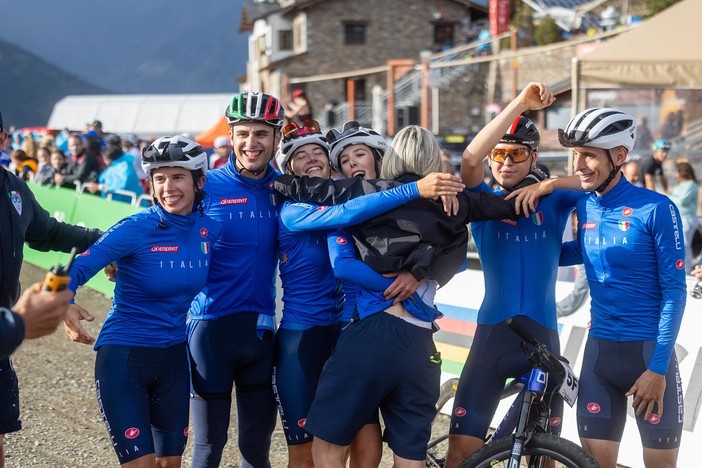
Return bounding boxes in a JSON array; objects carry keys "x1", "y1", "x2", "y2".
[
  {"x1": 575, "y1": 0, "x2": 702, "y2": 91},
  {"x1": 47, "y1": 94, "x2": 232, "y2": 136}
]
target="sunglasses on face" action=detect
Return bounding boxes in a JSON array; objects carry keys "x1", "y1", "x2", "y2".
[
  {"x1": 489, "y1": 147, "x2": 531, "y2": 164},
  {"x1": 283, "y1": 120, "x2": 321, "y2": 139}
]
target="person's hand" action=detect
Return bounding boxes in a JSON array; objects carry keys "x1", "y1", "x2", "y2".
[
  {"x1": 505, "y1": 181, "x2": 552, "y2": 216},
  {"x1": 692, "y1": 264, "x2": 702, "y2": 280},
  {"x1": 13, "y1": 283, "x2": 73, "y2": 339},
  {"x1": 440, "y1": 194, "x2": 460, "y2": 216},
  {"x1": 383, "y1": 271, "x2": 420, "y2": 305},
  {"x1": 416, "y1": 173, "x2": 465, "y2": 199},
  {"x1": 63, "y1": 303, "x2": 96, "y2": 345},
  {"x1": 626, "y1": 369, "x2": 666, "y2": 421},
  {"x1": 86, "y1": 182, "x2": 101, "y2": 194},
  {"x1": 53, "y1": 172, "x2": 64, "y2": 185},
  {"x1": 518, "y1": 82, "x2": 556, "y2": 111},
  {"x1": 104, "y1": 262, "x2": 118, "y2": 282}
]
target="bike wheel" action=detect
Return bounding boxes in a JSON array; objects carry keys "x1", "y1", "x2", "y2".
[
  {"x1": 426, "y1": 378, "x2": 458, "y2": 467},
  {"x1": 457, "y1": 433, "x2": 598, "y2": 468}
]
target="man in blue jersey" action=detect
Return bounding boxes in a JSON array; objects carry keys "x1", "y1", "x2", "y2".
[
  {"x1": 187, "y1": 91, "x2": 285, "y2": 468},
  {"x1": 445, "y1": 82, "x2": 586, "y2": 467},
  {"x1": 557, "y1": 108, "x2": 686, "y2": 468}
]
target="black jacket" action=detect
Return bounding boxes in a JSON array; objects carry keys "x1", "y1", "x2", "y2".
[
  {"x1": 62, "y1": 150, "x2": 101, "y2": 185},
  {"x1": 0, "y1": 167, "x2": 102, "y2": 357},
  {"x1": 275, "y1": 174, "x2": 519, "y2": 287}
]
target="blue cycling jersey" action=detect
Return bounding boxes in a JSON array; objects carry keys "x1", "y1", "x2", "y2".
[
  {"x1": 470, "y1": 182, "x2": 583, "y2": 329},
  {"x1": 68, "y1": 205, "x2": 221, "y2": 348},
  {"x1": 327, "y1": 230, "x2": 440, "y2": 322},
  {"x1": 190, "y1": 161, "x2": 280, "y2": 320},
  {"x1": 278, "y1": 182, "x2": 423, "y2": 328},
  {"x1": 560, "y1": 177, "x2": 686, "y2": 375}
]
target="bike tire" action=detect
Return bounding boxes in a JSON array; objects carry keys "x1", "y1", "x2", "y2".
[
  {"x1": 457, "y1": 433, "x2": 598, "y2": 468},
  {"x1": 426, "y1": 378, "x2": 458, "y2": 467}
]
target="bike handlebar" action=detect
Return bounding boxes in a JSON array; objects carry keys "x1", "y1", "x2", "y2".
[{"x1": 504, "y1": 318, "x2": 566, "y2": 380}]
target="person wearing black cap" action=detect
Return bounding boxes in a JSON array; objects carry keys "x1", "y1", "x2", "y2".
[{"x1": 0, "y1": 110, "x2": 103, "y2": 466}]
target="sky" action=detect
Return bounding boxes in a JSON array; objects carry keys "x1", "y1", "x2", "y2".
[{"x1": 0, "y1": 0, "x2": 250, "y2": 93}]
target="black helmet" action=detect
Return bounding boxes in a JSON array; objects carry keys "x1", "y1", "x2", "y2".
[{"x1": 499, "y1": 116, "x2": 540, "y2": 151}]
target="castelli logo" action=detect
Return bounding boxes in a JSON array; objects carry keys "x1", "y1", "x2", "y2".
[
  {"x1": 151, "y1": 245, "x2": 179, "y2": 253},
  {"x1": 220, "y1": 197, "x2": 248, "y2": 205},
  {"x1": 269, "y1": 182, "x2": 274, "y2": 190},
  {"x1": 125, "y1": 427, "x2": 140, "y2": 439},
  {"x1": 587, "y1": 403, "x2": 601, "y2": 414},
  {"x1": 550, "y1": 417, "x2": 562, "y2": 427},
  {"x1": 80, "y1": 250, "x2": 90, "y2": 256},
  {"x1": 317, "y1": 205, "x2": 328, "y2": 211},
  {"x1": 454, "y1": 407, "x2": 467, "y2": 417},
  {"x1": 622, "y1": 207, "x2": 633, "y2": 217},
  {"x1": 184, "y1": 427, "x2": 189, "y2": 437},
  {"x1": 336, "y1": 237, "x2": 347, "y2": 245},
  {"x1": 582, "y1": 222, "x2": 596, "y2": 230},
  {"x1": 500, "y1": 219, "x2": 517, "y2": 227},
  {"x1": 649, "y1": 414, "x2": 661, "y2": 425},
  {"x1": 200, "y1": 228, "x2": 208, "y2": 237},
  {"x1": 298, "y1": 418, "x2": 306, "y2": 428},
  {"x1": 676, "y1": 259, "x2": 685, "y2": 270}
]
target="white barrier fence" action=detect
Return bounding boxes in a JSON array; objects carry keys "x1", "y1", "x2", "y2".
[{"x1": 435, "y1": 268, "x2": 702, "y2": 468}]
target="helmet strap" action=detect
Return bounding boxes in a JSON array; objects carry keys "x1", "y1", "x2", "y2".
[
  {"x1": 594, "y1": 149, "x2": 621, "y2": 193},
  {"x1": 493, "y1": 154, "x2": 536, "y2": 192}
]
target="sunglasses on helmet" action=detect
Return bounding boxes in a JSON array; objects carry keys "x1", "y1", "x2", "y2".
[
  {"x1": 283, "y1": 120, "x2": 321, "y2": 139},
  {"x1": 489, "y1": 147, "x2": 532, "y2": 164}
]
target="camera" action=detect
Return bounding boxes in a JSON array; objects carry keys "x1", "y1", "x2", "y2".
[{"x1": 691, "y1": 281, "x2": 702, "y2": 300}]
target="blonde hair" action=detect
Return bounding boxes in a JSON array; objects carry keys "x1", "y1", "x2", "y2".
[{"x1": 380, "y1": 125, "x2": 443, "y2": 180}]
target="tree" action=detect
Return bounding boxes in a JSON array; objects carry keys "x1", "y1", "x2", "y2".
[
  {"x1": 534, "y1": 16, "x2": 562, "y2": 46},
  {"x1": 644, "y1": 0, "x2": 682, "y2": 17}
]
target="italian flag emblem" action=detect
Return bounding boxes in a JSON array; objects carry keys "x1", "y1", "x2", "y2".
[
  {"x1": 618, "y1": 221, "x2": 630, "y2": 232},
  {"x1": 531, "y1": 211, "x2": 544, "y2": 226},
  {"x1": 201, "y1": 242, "x2": 210, "y2": 254}
]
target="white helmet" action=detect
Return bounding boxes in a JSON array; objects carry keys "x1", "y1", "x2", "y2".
[
  {"x1": 142, "y1": 136, "x2": 208, "y2": 177},
  {"x1": 275, "y1": 120, "x2": 329, "y2": 174},
  {"x1": 326, "y1": 121, "x2": 387, "y2": 171},
  {"x1": 558, "y1": 107, "x2": 636, "y2": 151}
]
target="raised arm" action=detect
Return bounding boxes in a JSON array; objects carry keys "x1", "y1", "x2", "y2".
[
  {"x1": 461, "y1": 82, "x2": 555, "y2": 188},
  {"x1": 281, "y1": 174, "x2": 465, "y2": 232}
]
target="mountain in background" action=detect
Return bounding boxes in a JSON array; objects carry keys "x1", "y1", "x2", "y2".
[
  {"x1": 0, "y1": 0, "x2": 249, "y2": 126},
  {"x1": 0, "y1": 38, "x2": 109, "y2": 128}
]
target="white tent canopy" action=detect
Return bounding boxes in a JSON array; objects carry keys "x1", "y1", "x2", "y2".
[
  {"x1": 577, "y1": 0, "x2": 702, "y2": 88},
  {"x1": 47, "y1": 94, "x2": 232, "y2": 137}
]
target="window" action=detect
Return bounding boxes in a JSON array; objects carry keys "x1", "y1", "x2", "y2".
[
  {"x1": 344, "y1": 22, "x2": 366, "y2": 45},
  {"x1": 344, "y1": 78, "x2": 366, "y2": 102},
  {"x1": 433, "y1": 22, "x2": 455, "y2": 48},
  {"x1": 279, "y1": 30, "x2": 293, "y2": 51}
]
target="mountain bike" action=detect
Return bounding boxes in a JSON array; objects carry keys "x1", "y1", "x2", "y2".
[
  {"x1": 458, "y1": 317, "x2": 597, "y2": 467},
  {"x1": 426, "y1": 366, "x2": 525, "y2": 466}
]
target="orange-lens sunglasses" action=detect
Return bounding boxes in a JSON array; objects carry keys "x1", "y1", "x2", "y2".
[{"x1": 489, "y1": 147, "x2": 531, "y2": 164}]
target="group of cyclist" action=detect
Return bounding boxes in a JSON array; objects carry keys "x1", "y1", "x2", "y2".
[{"x1": 5, "y1": 81, "x2": 685, "y2": 468}]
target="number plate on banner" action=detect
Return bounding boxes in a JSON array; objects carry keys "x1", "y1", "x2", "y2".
[{"x1": 558, "y1": 360, "x2": 579, "y2": 407}]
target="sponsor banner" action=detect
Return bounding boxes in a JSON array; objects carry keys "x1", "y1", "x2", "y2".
[{"x1": 24, "y1": 183, "x2": 140, "y2": 297}]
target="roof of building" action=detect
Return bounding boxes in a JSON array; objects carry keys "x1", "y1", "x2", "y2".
[{"x1": 47, "y1": 94, "x2": 231, "y2": 137}]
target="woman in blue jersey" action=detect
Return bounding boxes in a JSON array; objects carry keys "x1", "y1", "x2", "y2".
[
  {"x1": 272, "y1": 120, "x2": 464, "y2": 468},
  {"x1": 63, "y1": 136, "x2": 221, "y2": 468},
  {"x1": 276, "y1": 124, "x2": 521, "y2": 467},
  {"x1": 326, "y1": 122, "x2": 429, "y2": 467}
]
